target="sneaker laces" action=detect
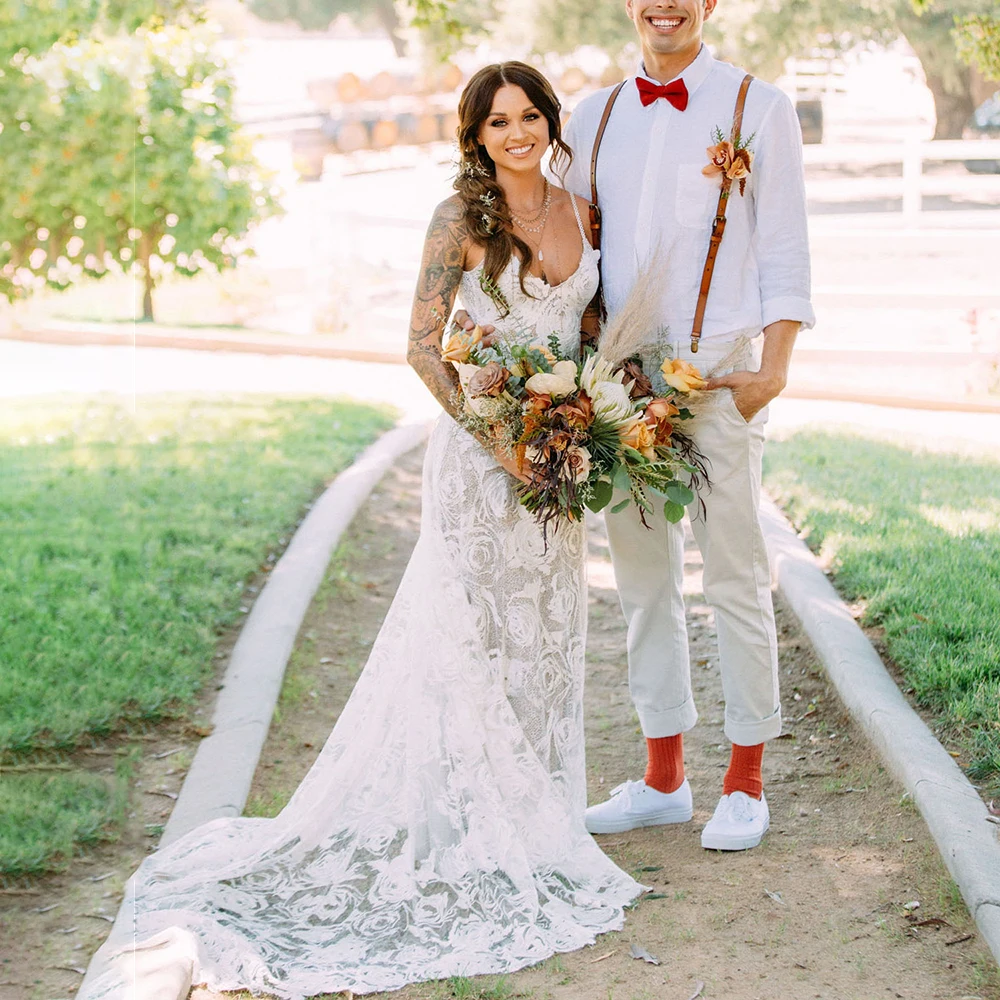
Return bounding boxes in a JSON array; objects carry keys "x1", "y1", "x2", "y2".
[{"x1": 609, "y1": 779, "x2": 641, "y2": 803}]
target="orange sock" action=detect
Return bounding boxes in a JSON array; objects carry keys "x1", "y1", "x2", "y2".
[
  {"x1": 723, "y1": 742, "x2": 764, "y2": 800},
  {"x1": 644, "y1": 734, "x2": 685, "y2": 794}
]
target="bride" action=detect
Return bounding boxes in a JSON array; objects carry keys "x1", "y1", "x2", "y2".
[{"x1": 84, "y1": 62, "x2": 643, "y2": 1000}]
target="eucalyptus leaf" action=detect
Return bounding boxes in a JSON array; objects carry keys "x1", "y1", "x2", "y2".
[
  {"x1": 665, "y1": 482, "x2": 694, "y2": 506},
  {"x1": 611, "y1": 498, "x2": 631, "y2": 514},
  {"x1": 612, "y1": 463, "x2": 631, "y2": 492},
  {"x1": 585, "y1": 478, "x2": 615, "y2": 513},
  {"x1": 663, "y1": 499, "x2": 686, "y2": 523}
]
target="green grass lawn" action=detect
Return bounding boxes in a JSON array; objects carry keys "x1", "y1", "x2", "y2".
[
  {"x1": 0, "y1": 395, "x2": 394, "y2": 756},
  {"x1": 764, "y1": 431, "x2": 1000, "y2": 791},
  {"x1": 0, "y1": 759, "x2": 134, "y2": 877}
]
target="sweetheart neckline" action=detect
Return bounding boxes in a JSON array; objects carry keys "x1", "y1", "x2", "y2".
[{"x1": 462, "y1": 244, "x2": 599, "y2": 293}]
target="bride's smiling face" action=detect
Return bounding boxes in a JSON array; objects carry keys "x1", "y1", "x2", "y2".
[{"x1": 477, "y1": 84, "x2": 551, "y2": 174}]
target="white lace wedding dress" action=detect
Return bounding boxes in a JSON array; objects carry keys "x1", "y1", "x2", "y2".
[{"x1": 83, "y1": 201, "x2": 643, "y2": 1000}]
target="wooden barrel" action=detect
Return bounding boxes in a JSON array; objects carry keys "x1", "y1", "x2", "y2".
[
  {"x1": 335, "y1": 120, "x2": 369, "y2": 153},
  {"x1": 337, "y1": 73, "x2": 365, "y2": 104},
  {"x1": 371, "y1": 118, "x2": 400, "y2": 149},
  {"x1": 369, "y1": 71, "x2": 396, "y2": 101}
]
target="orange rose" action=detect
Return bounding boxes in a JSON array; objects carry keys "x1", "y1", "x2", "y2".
[
  {"x1": 645, "y1": 397, "x2": 680, "y2": 421},
  {"x1": 644, "y1": 397, "x2": 679, "y2": 446},
  {"x1": 619, "y1": 417, "x2": 656, "y2": 460},
  {"x1": 442, "y1": 324, "x2": 484, "y2": 364},
  {"x1": 525, "y1": 391, "x2": 553, "y2": 413},
  {"x1": 660, "y1": 358, "x2": 708, "y2": 393},
  {"x1": 552, "y1": 391, "x2": 594, "y2": 430}
]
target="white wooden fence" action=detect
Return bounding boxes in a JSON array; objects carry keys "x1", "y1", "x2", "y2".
[{"x1": 803, "y1": 139, "x2": 1000, "y2": 219}]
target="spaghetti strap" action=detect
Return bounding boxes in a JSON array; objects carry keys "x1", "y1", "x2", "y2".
[{"x1": 567, "y1": 192, "x2": 588, "y2": 251}]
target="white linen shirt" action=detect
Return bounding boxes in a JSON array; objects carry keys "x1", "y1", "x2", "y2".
[{"x1": 558, "y1": 46, "x2": 815, "y2": 343}]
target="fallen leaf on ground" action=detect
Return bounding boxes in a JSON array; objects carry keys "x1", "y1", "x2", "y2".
[
  {"x1": 629, "y1": 943, "x2": 660, "y2": 965},
  {"x1": 764, "y1": 888, "x2": 784, "y2": 904},
  {"x1": 687, "y1": 981, "x2": 705, "y2": 1000},
  {"x1": 903, "y1": 900, "x2": 921, "y2": 911},
  {"x1": 945, "y1": 933, "x2": 974, "y2": 946},
  {"x1": 908, "y1": 917, "x2": 950, "y2": 928}
]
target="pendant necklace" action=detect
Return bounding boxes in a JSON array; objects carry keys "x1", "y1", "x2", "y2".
[{"x1": 511, "y1": 181, "x2": 552, "y2": 261}]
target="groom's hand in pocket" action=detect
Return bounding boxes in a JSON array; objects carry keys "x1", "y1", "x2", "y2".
[
  {"x1": 705, "y1": 370, "x2": 785, "y2": 422},
  {"x1": 452, "y1": 310, "x2": 498, "y2": 348}
]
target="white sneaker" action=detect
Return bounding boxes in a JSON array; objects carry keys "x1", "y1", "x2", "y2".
[
  {"x1": 585, "y1": 778, "x2": 693, "y2": 834},
  {"x1": 700, "y1": 791, "x2": 770, "y2": 851}
]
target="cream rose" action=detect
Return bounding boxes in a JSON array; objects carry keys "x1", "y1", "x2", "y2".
[
  {"x1": 565, "y1": 444, "x2": 592, "y2": 483},
  {"x1": 524, "y1": 359, "x2": 578, "y2": 398}
]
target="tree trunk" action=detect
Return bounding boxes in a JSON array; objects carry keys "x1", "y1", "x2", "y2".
[
  {"x1": 372, "y1": 0, "x2": 406, "y2": 57},
  {"x1": 897, "y1": 7, "x2": 977, "y2": 139},
  {"x1": 924, "y1": 68, "x2": 977, "y2": 138},
  {"x1": 142, "y1": 271, "x2": 154, "y2": 323},
  {"x1": 138, "y1": 234, "x2": 155, "y2": 322}
]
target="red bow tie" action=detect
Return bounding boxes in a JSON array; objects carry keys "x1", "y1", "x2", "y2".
[{"x1": 636, "y1": 76, "x2": 689, "y2": 111}]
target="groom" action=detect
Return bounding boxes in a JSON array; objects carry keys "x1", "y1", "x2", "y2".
[{"x1": 560, "y1": 0, "x2": 814, "y2": 850}]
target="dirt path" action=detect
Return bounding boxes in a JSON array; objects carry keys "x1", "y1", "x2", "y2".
[
  {"x1": 198, "y1": 447, "x2": 999, "y2": 1000},
  {"x1": 5, "y1": 445, "x2": 997, "y2": 1000}
]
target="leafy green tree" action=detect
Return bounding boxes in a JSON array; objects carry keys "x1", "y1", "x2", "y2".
[
  {"x1": 913, "y1": 0, "x2": 1000, "y2": 83},
  {"x1": 246, "y1": 0, "x2": 498, "y2": 59},
  {"x1": 953, "y1": 12, "x2": 1000, "y2": 80},
  {"x1": 1, "y1": 7, "x2": 277, "y2": 319},
  {"x1": 248, "y1": 0, "x2": 408, "y2": 55},
  {"x1": 532, "y1": 0, "x2": 636, "y2": 62}
]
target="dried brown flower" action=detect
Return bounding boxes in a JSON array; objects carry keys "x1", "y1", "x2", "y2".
[{"x1": 621, "y1": 360, "x2": 654, "y2": 400}]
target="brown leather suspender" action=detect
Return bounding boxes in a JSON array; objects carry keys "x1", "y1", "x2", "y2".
[
  {"x1": 588, "y1": 81, "x2": 625, "y2": 320},
  {"x1": 587, "y1": 72, "x2": 754, "y2": 352},
  {"x1": 690, "y1": 73, "x2": 753, "y2": 353}
]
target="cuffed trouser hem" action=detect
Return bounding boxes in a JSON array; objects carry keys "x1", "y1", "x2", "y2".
[
  {"x1": 724, "y1": 706, "x2": 783, "y2": 746},
  {"x1": 637, "y1": 696, "x2": 699, "y2": 740}
]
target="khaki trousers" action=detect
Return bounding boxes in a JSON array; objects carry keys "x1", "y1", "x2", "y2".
[{"x1": 604, "y1": 335, "x2": 782, "y2": 746}]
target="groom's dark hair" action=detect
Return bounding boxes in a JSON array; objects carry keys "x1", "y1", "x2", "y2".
[{"x1": 454, "y1": 62, "x2": 573, "y2": 314}]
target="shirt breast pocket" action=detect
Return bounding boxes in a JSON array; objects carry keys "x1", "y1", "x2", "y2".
[{"x1": 675, "y1": 163, "x2": 720, "y2": 230}]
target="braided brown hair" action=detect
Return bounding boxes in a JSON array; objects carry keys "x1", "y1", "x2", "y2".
[{"x1": 455, "y1": 62, "x2": 574, "y2": 315}]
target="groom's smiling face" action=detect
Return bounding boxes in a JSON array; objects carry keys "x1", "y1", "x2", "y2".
[{"x1": 626, "y1": 0, "x2": 717, "y2": 60}]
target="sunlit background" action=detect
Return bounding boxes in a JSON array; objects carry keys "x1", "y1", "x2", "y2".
[{"x1": 1, "y1": 0, "x2": 999, "y2": 406}]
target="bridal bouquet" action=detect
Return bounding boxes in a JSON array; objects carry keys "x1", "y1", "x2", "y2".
[{"x1": 446, "y1": 287, "x2": 710, "y2": 535}]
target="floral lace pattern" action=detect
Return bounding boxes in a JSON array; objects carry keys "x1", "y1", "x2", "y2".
[{"x1": 83, "y1": 204, "x2": 641, "y2": 1000}]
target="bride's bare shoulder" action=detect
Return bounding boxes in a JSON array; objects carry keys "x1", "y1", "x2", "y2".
[{"x1": 551, "y1": 187, "x2": 594, "y2": 246}]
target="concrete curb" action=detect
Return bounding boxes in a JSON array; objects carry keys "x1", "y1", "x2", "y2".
[
  {"x1": 78, "y1": 418, "x2": 433, "y2": 995},
  {"x1": 760, "y1": 495, "x2": 1000, "y2": 967}
]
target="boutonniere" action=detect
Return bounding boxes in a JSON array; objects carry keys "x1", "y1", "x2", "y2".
[{"x1": 702, "y1": 126, "x2": 755, "y2": 197}]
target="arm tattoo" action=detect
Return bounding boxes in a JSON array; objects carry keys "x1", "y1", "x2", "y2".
[{"x1": 407, "y1": 197, "x2": 467, "y2": 418}]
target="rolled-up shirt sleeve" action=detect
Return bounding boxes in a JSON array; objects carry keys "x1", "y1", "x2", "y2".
[{"x1": 751, "y1": 92, "x2": 816, "y2": 331}]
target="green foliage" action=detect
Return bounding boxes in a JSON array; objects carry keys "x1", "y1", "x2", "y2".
[
  {"x1": 0, "y1": 5, "x2": 278, "y2": 317},
  {"x1": 0, "y1": 763, "x2": 132, "y2": 876},
  {"x1": 0, "y1": 395, "x2": 393, "y2": 754},
  {"x1": 953, "y1": 11, "x2": 1000, "y2": 81},
  {"x1": 764, "y1": 431, "x2": 1000, "y2": 788},
  {"x1": 533, "y1": 0, "x2": 636, "y2": 59}
]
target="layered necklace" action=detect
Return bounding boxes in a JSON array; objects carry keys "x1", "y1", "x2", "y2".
[{"x1": 510, "y1": 180, "x2": 552, "y2": 262}]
